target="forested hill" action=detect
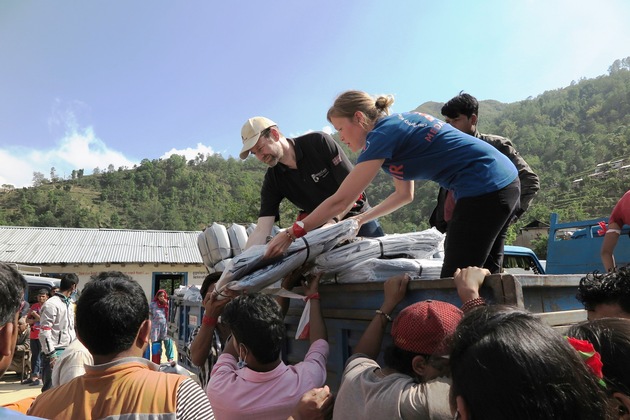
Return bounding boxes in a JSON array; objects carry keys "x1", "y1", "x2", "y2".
[{"x1": 2, "y1": 59, "x2": 630, "y2": 242}]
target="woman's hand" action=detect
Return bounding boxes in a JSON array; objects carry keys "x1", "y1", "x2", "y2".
[
  {"x1": 264, "y1": 229, "x2": 294, "y2": 259},
  {"x1": 348, "y1": 214, "x2": 365, "y2": 229}
]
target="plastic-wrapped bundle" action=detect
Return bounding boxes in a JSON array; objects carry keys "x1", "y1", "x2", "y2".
[
  {"x1": 197, "y1": 222, "x2": 233, "y2": 266},
  {"x1": 331, "y1": 258, "x2": 443, "y2": 283},
  {"x1": 222, "y1": 248, "x2": 309, "y2": 293},
  {"x1": 214, "y1": 258, "x2": 232, "y2": 272},
  {"x1": 197, "y1": 232, "x2": 212, "y2": 271},
  {"x1": 227, "y1": 223, "x2": 248, "y2": 256},
  {"x1": 215, "y1": 219, "x2": 359, "y2": 295},
  {"x1": 331, "y1": 258, "x2": 420, "y2": 283},
  {"x1": 413, "y1": 259, "x2": 443, "y2": 279},
  {"x1": 183, "y1": 285, "x2": 202, "y2": 302},
  {"x1": 313, "y1": 228, "x2": 444, "y2": 274}
]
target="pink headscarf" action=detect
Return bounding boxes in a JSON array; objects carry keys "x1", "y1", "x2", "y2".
[{"x1": 153, "y1": 289, "x2": 169, "y2": 319}]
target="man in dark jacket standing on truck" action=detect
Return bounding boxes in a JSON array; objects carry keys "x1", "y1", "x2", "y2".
[{"x1": 431, "y1": 92, "x2": 540, "y2": 232}]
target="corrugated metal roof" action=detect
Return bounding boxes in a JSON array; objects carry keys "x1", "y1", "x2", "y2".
[{"x1": 0, "y1": 226, "x2": 203, "y2": 264}]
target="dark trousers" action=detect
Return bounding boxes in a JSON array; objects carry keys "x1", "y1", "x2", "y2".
[
  {"x1": 30, "y1": 339, "x2": 42, "y2": 378},
  {"x1": 40, "y1": 354, "x2": 53, "y2": 391},
  {"x1": 358, "y1": 219, "x2": 384, "y2": 238},
  {"x1": 440, "y1": 178, "x2": 520, "y2": 278}
]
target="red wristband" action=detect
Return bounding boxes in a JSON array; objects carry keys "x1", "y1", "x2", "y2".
[
  {"x1": 305, "y1": 293, "x2": 320, "y2": 301},
  {"x1": 202, "y1": 315, "x2": 218, "y2": 327},
  {"x1": 292, "y1": 222, "x2": 307, "y2": 238},
  {"x1": 461, "y1": 297, "x2": 486, "y2": 313}
]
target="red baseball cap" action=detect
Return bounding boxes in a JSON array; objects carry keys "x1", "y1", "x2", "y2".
[{"x1": 391, "y1": 300, "x2": 463, "y2": 356}]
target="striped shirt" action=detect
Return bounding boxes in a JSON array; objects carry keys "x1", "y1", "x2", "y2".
[{"x1": 28, "y1": 357, "x2": 214, "y2": 419}]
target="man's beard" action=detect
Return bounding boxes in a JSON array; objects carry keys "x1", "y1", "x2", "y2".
[{"x1": 264, "y1": 148, "x2": 282, "y2": 167}]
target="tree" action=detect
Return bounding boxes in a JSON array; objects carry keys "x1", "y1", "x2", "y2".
[{"x1": 32, "y1": 172, "x2": 47, "y2": 187}]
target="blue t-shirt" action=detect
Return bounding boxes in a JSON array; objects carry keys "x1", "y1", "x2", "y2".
[{"x1": 357, "y1": 112, "x2": 518, "y2": 199}]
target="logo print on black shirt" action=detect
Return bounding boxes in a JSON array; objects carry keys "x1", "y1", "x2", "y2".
[{"x1": 311, "y1": 168, "x2": 329, "y2": 183}]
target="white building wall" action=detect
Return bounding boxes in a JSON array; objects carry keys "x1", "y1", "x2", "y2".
[{"x1": 39, "y1": 263, "x2": 208, "y2": 301}]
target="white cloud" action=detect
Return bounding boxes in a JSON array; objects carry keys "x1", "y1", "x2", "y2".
[
  {"x1": 160, "y1": 143, "x2": 216, "y2": 161},
  {"x1": 322, "y1": 125, "x2": 334, "y2": 135},
  {"x1": 0, "y1": 125, "x2": 137, "y2": 188},
  {"x1": 0, "y1": 100, "x2": 141, "y2": 188}
]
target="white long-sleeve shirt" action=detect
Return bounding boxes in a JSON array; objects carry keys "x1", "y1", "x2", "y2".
[{"x1": 39, "y1": 294, "x2": 76, "y2": 354}]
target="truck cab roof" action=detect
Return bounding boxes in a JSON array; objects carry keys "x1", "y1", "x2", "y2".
[{"x1": 23, "y1": 274, "x2": 62, "y2": 304}]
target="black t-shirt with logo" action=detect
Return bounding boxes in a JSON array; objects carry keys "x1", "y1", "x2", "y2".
[{"x1": 259, "y1": 132, "x2": 368, "y2": 223}]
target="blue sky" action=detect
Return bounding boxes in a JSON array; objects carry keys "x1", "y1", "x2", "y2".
[{"x1": 1, "y1": 0, "x2": 629, "y2": 187}]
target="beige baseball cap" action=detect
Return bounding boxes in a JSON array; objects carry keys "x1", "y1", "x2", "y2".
[{"x1": 240, "y1": 116, "x2": 277, "y2": 159}]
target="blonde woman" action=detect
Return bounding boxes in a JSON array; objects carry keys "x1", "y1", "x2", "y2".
[{"x1": 266, "y1": 90, "x2": 519, "y2": 278}]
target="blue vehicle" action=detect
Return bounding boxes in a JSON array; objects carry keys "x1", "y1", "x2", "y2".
[
  {"x1": 546, "y1": 213, "x2": 630, "y2": 274},
  {"x1": 503, "y1": 245, "x2": 546, "y2": 274}
]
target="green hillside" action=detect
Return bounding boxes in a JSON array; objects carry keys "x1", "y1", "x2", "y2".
[{"x1": 2, "y1": 58, "x2": 630, "y2": 243}]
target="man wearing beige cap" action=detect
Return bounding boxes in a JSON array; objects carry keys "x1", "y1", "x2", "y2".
[
  {"x1": 333, "y1": 274, "x2": 463, "y2": 419},
  {"x1": 240, "y1": 116, "x2": 383, "y2": 248}
]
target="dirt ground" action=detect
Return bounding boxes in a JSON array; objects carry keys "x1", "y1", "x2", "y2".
[{"x1": 0, "y1": 371, "x2": 41, "y2": 406}]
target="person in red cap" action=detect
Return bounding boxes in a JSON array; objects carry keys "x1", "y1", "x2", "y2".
[{"x1": 333, "y1": 274, "x2": 463, "y2": 419}]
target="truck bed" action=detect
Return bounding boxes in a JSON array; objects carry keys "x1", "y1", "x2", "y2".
[
  {"x1": 168, "y1": 273, "x2": 586, "y2": 390},
  {"x1": 283, "y1": 273, "x2": 586, "y2": 392}
]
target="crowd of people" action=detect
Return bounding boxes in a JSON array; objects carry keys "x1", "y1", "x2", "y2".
[
  {"x1": 1, "y1": 91, "x2": 629, "y2": 419},
  {"x1": 1, "y1": 262, "x2": 629, "y2": 419}
]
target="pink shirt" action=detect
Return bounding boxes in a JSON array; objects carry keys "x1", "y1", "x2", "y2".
[
  {"x1": 609, "y1": 190, "x2": 630, "y2": 227},
  {"x1": 207, "y1": 339, "x2": 329, "y2": 420}
]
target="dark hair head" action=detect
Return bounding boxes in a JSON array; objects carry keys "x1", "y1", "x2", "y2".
[
  {"x1": 76, "y1": 271, "x2": 149, "y2": 356},
  {"x1": 36, "y1": 288, "x2": 49, "y2": 296},
  {"x1": 568, "y1": 317, "x2": 630, "y2": 397},
  {"x1": 441, "y1": 92, "x2": 479, "y2": 119},
  {"x1": 383, "y1": 345, "x2": 450, "y2": 380},
  {"x1": 0, "y1": 263, "x2": 26, "y2": 327},
  {"x1": 221, "y1": 293, "x2": 285, "y2": 364},
  {"x1": 576, "y1": 267, "x2": 630, "y2": 315},
  {"x1": 60, "y1": 273, "x2": 79, "y2": 292},
  {"x1": 383, "y1": 345, "x2": 418, "y2": 377},
  {"x1": 200, "y1": 272, "x2": 223, "y2": 300},
  {"x1": 450, "y1": 305, "x2": 613, "y2": 420}
]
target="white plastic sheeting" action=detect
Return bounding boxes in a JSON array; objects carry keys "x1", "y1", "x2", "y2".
[
  {"x1": 214, "y1": 258, "x2": 233, "y2": 272},
  {"x1": 312, "y1": 228, "x2": 445, "y2": 275},
  {"x1": 208, "y1": 222, "x2": 232, "y2": 264},
  {"x1": 325, "y1": 257, "x2": 443, "y2": 284},
  {"x1": 246, "y1": 223, "x2": 257, "y2": 236},
  {"x1": 198, "y1": 223, "x2": 251, "y2": 271},
  {"x1": 215, "y1": 219, "x2": 360, "y2": 295},
  {"x1": 227, "y1": 224, "x2": 248, "y2": 256}
]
